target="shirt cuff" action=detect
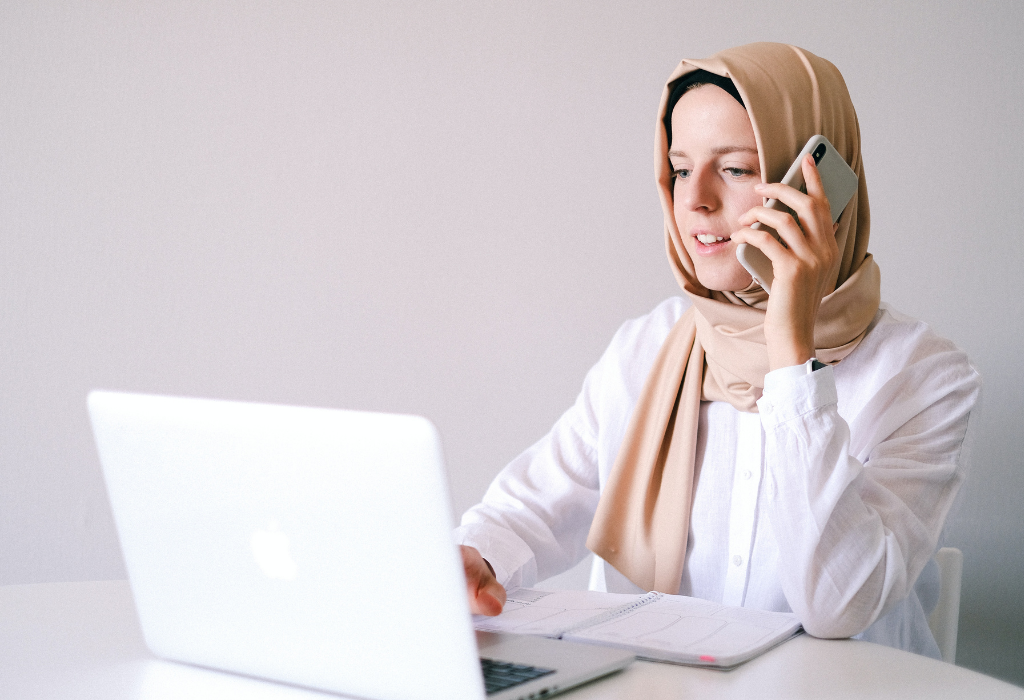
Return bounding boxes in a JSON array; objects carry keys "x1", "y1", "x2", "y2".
[
  {"x1": 453, "y1": 522, "x2": 537, "y2": 588},
  {"x1": 758, "y1": 358, "x2": 838, "y2": 429}
]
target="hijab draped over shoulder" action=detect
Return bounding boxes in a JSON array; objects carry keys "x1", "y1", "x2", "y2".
[{"x1": 586, "y1": 42, "x2": 881, "y2": 593}]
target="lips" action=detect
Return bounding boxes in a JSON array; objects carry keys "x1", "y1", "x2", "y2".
[{"x1": 689, "y1": 230, "x2": 732, "y2": 257}]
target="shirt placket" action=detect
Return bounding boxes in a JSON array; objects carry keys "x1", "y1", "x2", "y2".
[{"x1": 721, "y1": 411, "x2": 763, "y2": 607}]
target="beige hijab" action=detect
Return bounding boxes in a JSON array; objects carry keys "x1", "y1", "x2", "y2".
[{"x1": 586, "y1": 43, "x2": 881, "y2": 593}]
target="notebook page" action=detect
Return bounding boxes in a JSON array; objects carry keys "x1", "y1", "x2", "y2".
[
  {"x1": 564, "y1": 595, "x2": 801, "y2": 667},
  {"x1": 472, "y1": 588, "x2": 640, "y2": 638}
]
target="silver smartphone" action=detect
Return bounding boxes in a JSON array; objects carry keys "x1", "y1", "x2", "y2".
[{"x1": 735, "y1": 135, "x2": 858, "y2": 294}]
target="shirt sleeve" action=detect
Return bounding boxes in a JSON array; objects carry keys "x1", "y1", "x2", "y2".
[
  {"x1": 453, "y1": 298, "x2": 686, "y2": 589},
  {"x1": 453, "y1": 368, "x2": 604, "y2": 589},
  {"x1": 757, "y1": 351, "x2": 981, "y2": 638}
]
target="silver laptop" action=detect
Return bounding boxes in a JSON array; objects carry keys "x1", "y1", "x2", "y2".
[{"x1": 88, "y1": 390, "x2": 633, "y2": 700}]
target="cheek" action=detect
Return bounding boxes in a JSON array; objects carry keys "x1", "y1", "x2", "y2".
[
  {"x1": 733, "y1": 190, "x2": 762, "y2": 221},
  {"x1": 671, "y1": 181, "x2": 690, "y2": 231},
  {"x1": 746, "y1": 190, "x2": 763, "y2": 211}
]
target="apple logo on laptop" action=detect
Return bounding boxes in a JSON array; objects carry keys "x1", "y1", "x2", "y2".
[{"x1": 250, "y1": 520, "x2": 297, "y2": 580}]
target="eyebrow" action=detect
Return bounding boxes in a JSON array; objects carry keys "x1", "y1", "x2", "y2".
[{"x1": 668, "y1": 146, "x2": 759, "y2": 158}]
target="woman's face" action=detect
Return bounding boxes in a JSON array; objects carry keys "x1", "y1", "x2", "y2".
[{"x1": 670, "y1": 84, "x2": 762, "y2": 292}]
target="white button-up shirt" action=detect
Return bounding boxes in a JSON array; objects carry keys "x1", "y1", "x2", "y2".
[{"x1": 455, "y1": 297, "x2": 981, "y2": 658}]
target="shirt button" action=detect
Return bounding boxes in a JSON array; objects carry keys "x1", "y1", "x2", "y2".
[
  {"x1": 732, "y1": 555, "x2": 743, "y2": 567},
  {"x1": 743, "y1": 470, "x2": 753, "y2": 480}
]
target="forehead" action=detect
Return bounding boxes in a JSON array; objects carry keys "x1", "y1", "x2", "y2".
[{"x1": 668, "y1": 84, "x2": 757, "y2": 155}]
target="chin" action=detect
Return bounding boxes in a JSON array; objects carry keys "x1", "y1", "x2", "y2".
[{"x1": 695, "y1": 270, "x2": 754, "y2": 293}]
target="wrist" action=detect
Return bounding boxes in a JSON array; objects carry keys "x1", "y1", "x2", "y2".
[{"x1": 767, "y1": 337, "x2": 814, "y2": 372}]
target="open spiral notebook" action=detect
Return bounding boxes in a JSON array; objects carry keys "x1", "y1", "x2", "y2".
[{"x1": 474, "y1": 588, "x2": 803, "y2": 670}]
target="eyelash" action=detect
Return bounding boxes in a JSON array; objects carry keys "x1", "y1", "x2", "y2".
[{"x1": 673, "y1": 167, "x2": 753, "y2": 180}]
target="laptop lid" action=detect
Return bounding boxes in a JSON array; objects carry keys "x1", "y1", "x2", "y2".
[{"x1": 89, "y1": 390, "x2": 484, "y2": 700}]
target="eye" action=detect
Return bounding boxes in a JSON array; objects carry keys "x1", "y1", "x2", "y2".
[
  {"x1": 725, "y1": 167, "x2": 754, "y2": 178},
  {"x1": 673, "y1": 168, "x2": 691, "y2": 180}
]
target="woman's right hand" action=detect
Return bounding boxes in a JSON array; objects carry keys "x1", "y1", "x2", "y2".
[
  {"x1": 732, "y1": 154, "x2": 841, "y2": 371},
  {"x1": 461, "y1": 545, "x2": 506, "y2": 616}
]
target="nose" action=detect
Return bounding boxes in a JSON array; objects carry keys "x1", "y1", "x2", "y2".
[{"x1": 676, "y1": 165, "x2": 720, "y2": 212}]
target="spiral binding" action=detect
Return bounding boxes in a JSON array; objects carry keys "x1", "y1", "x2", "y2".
[{"x1": 557, "y1": 591, "x2": 664, "y2": 637}]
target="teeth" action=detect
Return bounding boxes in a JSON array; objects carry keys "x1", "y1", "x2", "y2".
[{"x1": 696, "y1": 234, "x2": 726, "y2": 245}]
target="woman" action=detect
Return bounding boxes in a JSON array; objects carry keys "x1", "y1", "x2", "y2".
[{"x1": 455, "y1": 42, "x2": 979, "y2": 658}]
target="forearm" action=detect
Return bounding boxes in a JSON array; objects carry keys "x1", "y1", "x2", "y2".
[
  {"x1": 456, "y1": 410, "x2": 601, "y2": 588},
  {"x1": 758, "y1": 362, "x2": 970, "y2": 638},
  {"x1": 763, "y1": 412, "x2": 910, "y2": 638}
]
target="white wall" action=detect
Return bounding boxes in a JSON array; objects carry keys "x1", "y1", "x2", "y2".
[{"x1": 2, "y1": 0, "x2": 1021, "y2": 685}]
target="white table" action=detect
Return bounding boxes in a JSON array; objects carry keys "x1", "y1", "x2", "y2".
[{"x1": 3, "y1": 580, "x2": 1022, "y2": 700}]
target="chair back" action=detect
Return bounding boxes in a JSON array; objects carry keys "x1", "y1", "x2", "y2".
[{"x1": 927, "y1": 547, "x2": 963, "y2": 663}]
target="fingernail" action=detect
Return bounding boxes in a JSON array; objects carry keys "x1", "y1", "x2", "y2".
[{"x1": 754, "y1": 183, "x2": 766, "y2": 191}]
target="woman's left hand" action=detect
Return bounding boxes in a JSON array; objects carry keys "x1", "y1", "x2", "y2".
[{"x1": 731, "y1": 154, "x2": 841, "y2": 371}]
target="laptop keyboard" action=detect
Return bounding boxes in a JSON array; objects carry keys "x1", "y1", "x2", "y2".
[{"x1": 480, "y1": 657, "x2": 555, "y2": 695}]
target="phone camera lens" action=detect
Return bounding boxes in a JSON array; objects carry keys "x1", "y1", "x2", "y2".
[{"x1": 813, "y1": 144, "x2": 826, "y2": 164}]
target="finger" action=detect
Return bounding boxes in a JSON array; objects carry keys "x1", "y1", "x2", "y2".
[
  {"x1": 752, "y1": 180, "x2": 812, "y2": 213},
  {"x1": 476, "y1": 578, "x2": 507, "y2": 617},
  {"x1": 731, "y1": 227, "x2": 791, "y2": 263},
  {"x1": 798, "y1": 154, "x2": 833, "y2": 245},
  {"x1": 801, "y1": 153, "x2": 825, "y2": 201},
  {"x1": 748, "y1": 187, "x2": 821, "y2": 243},
  {"x1": 475, "y1": 556, "x2": 505, "y2": 614},
  {"x1": 461, "y1": 546, "x2": 506, "y2": 616},
  {"x1": 738, "y1": 204, "x2": 801, "y2": 232},
  {"x1": 469, "y1": 575, "x2": 505, "y2": 615},
  {"x1": 737, "y1": 206, "x2": 814, "y2": 257},
  {"x1": 752, "y1": 156, "x2": 830, "y2": 242}
]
